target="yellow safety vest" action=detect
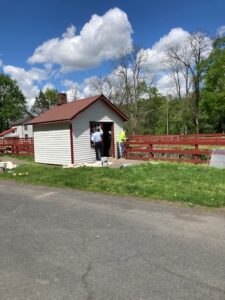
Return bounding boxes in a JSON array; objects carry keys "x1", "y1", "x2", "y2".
[{"x1": 119, "y1": 130, "x2": 126, "y2": 143}]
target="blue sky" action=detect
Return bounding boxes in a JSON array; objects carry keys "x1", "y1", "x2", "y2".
[{"x1": 0, "y1": 0, "x2": 224, "y2": 106}]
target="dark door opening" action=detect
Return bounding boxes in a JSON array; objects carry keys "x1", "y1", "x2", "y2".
[{"x1": 101, "y1": 122, "x2": 114, "y2": 157}]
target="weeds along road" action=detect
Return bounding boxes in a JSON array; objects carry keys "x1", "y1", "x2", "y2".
[{"x1": 0, "y1": 180, "x2": 225, "y2": 300}]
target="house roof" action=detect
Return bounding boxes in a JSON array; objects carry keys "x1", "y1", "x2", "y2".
[
  {"x1": 29, "y1": 94, "x2": 128, "y2": 125},
  {"x1": 0, "y1": 127, "x2": 16, "y2": 137},
  {"x1": 11, "y1": 116, "x2": 32, "y2": 126}
]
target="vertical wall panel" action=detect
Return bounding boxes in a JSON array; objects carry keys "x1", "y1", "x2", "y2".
[{"x1": 34, "y1": 123, "x2": 71, "y2": 165}]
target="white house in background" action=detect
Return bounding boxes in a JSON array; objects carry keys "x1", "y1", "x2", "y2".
[
  {"x1": 0, "y1": 117, "x2": 33, "y2": 139},
  {"x1": 0, "y1": 127, "x2": 17, "y2": 138},
  {"x1": 29, "y1": 94, "x2": 128, "y2": 165}
]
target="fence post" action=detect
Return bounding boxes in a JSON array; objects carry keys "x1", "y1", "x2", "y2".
[
  {"x1": 149, "y1": 144, "x2": 154, "y2": 159},
  {"x1": 194, "y1": 144, "x2": 198, "y2": 162}
]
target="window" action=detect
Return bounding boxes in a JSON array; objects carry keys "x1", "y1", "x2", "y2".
[
  {"x1": 25, "y1": 134, "x2": 28, "y2": 139},
  {"x1": 24, "y1": 124, "x2": 28, "y2": 130},
  {"x1": 90, "y1": 121, "x2": 101, "y2": 133}
]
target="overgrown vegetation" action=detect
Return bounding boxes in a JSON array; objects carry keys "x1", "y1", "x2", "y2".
[{"x1": 1, "y1": 161, "x2": 225, "y2": 208}]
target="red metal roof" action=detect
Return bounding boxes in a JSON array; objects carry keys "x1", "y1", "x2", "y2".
[
  {"x1": 29, "y1": 95, "x2": 128, "y2": 125},
  {"x1": 0, "y1": 127, "x2": 16, "y2": 137}
]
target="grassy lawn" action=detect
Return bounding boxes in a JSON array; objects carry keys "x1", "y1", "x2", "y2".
[{"x1": 0, "y1": 157, "x2": 225, "y2": 208}]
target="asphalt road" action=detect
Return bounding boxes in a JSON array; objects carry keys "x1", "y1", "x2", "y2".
[{"x1": 0, "y1": 180, "x2": 225, "y2": 300}]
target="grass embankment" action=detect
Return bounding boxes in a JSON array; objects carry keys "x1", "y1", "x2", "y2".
[{"x1": 0, "y1": 156, "x2": 225, "y2": 207}]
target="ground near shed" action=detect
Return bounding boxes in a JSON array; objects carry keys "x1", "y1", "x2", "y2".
[
  {"x1": 0, "y1": 155, "x2": 146, "y2": 169},
  {"x1": 0, "y1": 155, "x2": 32, "y2": 166}
]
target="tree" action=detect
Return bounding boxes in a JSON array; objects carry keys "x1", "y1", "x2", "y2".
[
  {"x1": 90, "y1": 76, "x2": 114, "y2": 102},
  {"x1": 167, "y1": 32, "x2": 212, "y2": 133},
  {"x1": 90, "y1": 48, "x2": 153, "y2": 134},
  {"x1": 0, "y1": 73, "x2": 26, "y2": 132},
  {"x1": 138, "y1": 87, "x2": 168, "y2": 135},
  {"x1": 112, "y1": 48, "x2": 152, "y2": 134},
  {"x1": 31, "y1": 88, "x2": 58, "y2": 116},
  {"x1": 166, "y1": 46, "x2": 192, "y2": 102},
  {"x1": 201, "y1": 36, "x2": 225, "y2": 132}
]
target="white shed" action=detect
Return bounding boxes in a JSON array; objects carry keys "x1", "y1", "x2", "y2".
[{"x1": 29, "y1": 94, "x2": 128, "y2": 165}]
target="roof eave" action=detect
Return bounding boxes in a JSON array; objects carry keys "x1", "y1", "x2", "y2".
[{"x1": 30, "y1": 119, "x2": 71, "y2": 126}]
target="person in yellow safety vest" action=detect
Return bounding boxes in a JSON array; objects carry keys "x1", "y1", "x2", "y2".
[{"x1": 119, "y1": 129, "x2": 126, "y2": 158}]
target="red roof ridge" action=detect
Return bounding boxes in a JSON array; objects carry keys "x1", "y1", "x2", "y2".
[{"x1": 0, "y1": 127, "x2": 16, "y2": 137}]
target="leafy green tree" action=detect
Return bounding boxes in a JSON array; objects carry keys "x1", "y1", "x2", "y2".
[
  {"x1": 138, "y1": 87, "x2": 168, "y2": 135},
  {"x1": 201, "y1": 37, "x2": 225, "y2": 132},
  {"x1": 31, "y1": 88, "x2": 58, "y2": 116},
  {"x1": 0, "y1": 73, "x2": 26, "y2": 132}
]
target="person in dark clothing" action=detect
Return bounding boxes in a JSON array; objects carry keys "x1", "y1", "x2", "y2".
[{"x1": 102, "y1": 130, "x2": 112, "y2": 157}]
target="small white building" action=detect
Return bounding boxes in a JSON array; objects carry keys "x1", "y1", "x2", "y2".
[
  {"x1": 0, "y1": 117, "x2": 33, "y2": 139},
  {"x1": 29, "y1": 94, "x2": 128, "y2": 165},
  {"x1": 1, "y1": 117, "x2": 33, "y2": 139}
]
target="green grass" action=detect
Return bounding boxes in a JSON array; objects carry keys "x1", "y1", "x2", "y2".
[{"x1": 1, "y1": 160, "x2": 225, "y2": 207}]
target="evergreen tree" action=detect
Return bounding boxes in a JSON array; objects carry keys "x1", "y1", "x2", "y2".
[{"x1": 31, "y1": 88, "x2": 57, "y2": 116}]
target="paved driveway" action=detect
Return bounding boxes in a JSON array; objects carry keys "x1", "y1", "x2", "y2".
[{"x1": 0, "y1": 180, "x2": 225, "y2": 300}]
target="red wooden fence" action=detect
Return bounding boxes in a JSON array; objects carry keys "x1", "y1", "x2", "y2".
[
  {"x1": 0, "y1": 138, "x2": 34, "y2": 156},
  {"x1": 125, "y1": 134, "x2": 225, "y2": 164}
]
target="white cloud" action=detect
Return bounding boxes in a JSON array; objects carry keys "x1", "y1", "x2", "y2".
[
  {"x1": 156, "y1": 74, "x2": 189, "y2": 96},
  {"x1": 61, "y1": 79, "x2": 81, "y2": 101},
  {"x1": 0, "y1": 59, "x2": 3, "y2": 67},
  {"x1": 62, "y1": 79, "x2": 79, "y2": 90},
  {"x1": 3, "y1": 65, "x2": 49, "y2": 106},
  {"x1": 217, "y1": 25, "x2": 225, "y2": 37},
  {"x1": 28, "y1": 8, "x2": 133, "y2": 73},
  {"x1": 42, "y1": 83, "x2": 55, "y2": 92},
  {"x1": 157, "y1": 75, "x2": 174, "y2": 95},
  {"x1": 139, "y1": 28, "x2": 190, "y2": 73},
  {"x1": 80, "y1": 77, "x2": 98, "y2": 98}
]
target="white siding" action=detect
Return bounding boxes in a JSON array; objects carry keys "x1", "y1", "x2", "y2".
[
  {"x1": 5, "y1": 124, "x2": 33, "y2": 138},
  {"x1": 72, "y1": 100, "x2": 124, "y2": 164},
  {"x1": 25, "y1": 124, "x2": 33, "y2": 138},
  {"x1": 16, "y1": 125, "x2": 24, "y2": 138},
  {"x1": 34, "y1": 123, "x2": 71, "y2": 165}
]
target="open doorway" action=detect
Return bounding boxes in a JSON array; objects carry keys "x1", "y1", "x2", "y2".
[{"x1": 101, "y1": 122, "x2": 114, "y2": 157}]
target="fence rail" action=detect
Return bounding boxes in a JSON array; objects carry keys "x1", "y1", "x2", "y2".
[
  {"x1": 0, "y1": 138, "x2": 34, "y2": 156},
  {"x1": 125, "y1": 134, "x2": 225, "y2": 164}
]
